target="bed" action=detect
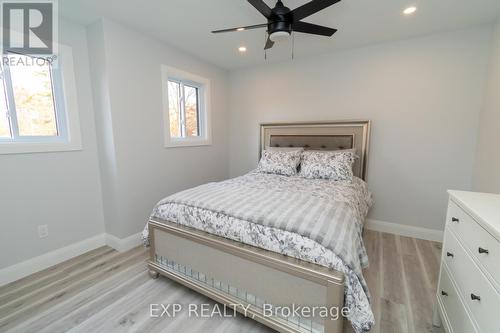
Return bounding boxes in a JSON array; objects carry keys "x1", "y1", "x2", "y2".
[{"x1": 144, "y1": 121, "x2": 373, "y2": 333}]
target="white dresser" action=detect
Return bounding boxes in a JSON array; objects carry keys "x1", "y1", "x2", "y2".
[{"x1": 435, "y1": 190, "x2": 500, "y2": 333}]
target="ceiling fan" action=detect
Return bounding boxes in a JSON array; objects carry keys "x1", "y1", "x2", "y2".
[{"x1": 212, "y1": 0, "x2": 341, "y2": 50}]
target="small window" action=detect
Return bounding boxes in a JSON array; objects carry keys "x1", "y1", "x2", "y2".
[
  {"x1": 0, "y1": 48, "x2": 81, "y2": 154},
  {"x1": 1, "y1": 54, "x2": 62, "y2": 139},
  {"x1": 168, "y1": 79, "x2": 201, "y2": 138},
  {"x1": 162, "y1": 66, "x2": 211, "y2": 147}
]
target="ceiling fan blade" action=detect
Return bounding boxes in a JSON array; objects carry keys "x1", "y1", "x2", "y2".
[
  {"x1": 292, "y1": 21, "x2": 337, "y2": 36},
  {"x1": 264, "y1": 36, "x2": 274, "y2": 50},
  {"x1": 212, "y1": 23, "x2": 267, "y2": 34},
  {"x1": 290, "y1": 0, "x2": 341, "y2": 22},
  {"x1": 247, "y1": 0, "x2": 272, "y2": 18}
]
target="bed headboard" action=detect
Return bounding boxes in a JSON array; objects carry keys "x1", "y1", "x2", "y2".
[{"x1": 260, "y1": 121, "x2": 371, "y2": 180}]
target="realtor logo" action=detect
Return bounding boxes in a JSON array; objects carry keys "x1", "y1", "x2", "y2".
[{"x1": 1, "y1": 0, "x2": 57, "y2": 55}]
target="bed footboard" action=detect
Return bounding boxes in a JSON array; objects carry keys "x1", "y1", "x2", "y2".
[{"x1": 147, "y1": 218, "x2": 347, "y2": 333}]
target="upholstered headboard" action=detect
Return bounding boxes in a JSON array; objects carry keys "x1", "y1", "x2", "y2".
[{"x1": 260, "y1": 121, "x2": 371, "y2": 180}]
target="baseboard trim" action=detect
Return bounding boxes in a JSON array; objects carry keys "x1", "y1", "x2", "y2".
[
  {"x1": 365, "y1": 219, "x2": 444, "y2": 242},
  {"x1": 0, "y1": 233, "x2": 106, "y2": 287},
  {"x1": 0, "y1": 231, "x2": 144, "y2": 287},
  {"x1": 105, "y1": 232, "x2": 143, "y2": 252}
]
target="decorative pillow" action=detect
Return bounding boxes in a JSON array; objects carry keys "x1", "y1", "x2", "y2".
[
  {"x1": 256, "y1": 150, "x2": 302, "y2": 176},
  {"x1": 299, "y1": 150, "x2": 356, "y2": 181}
]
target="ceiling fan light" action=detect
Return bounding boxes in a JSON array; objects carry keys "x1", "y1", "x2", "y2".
[
  {"x1": 269, "y1": 31, "x2": 290, "y2": 42},
  {"x1": 403, "y1": 6, "x2": 417, "y2": 15}
]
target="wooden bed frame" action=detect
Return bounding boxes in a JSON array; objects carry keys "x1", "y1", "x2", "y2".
[{"x1": 147, "y1": 121, "x2": 371, "y2": 333}]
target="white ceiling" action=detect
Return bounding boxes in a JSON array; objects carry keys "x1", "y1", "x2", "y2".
[{"x1": 60, "y1": 0, "x2": 500, "y2": 70}]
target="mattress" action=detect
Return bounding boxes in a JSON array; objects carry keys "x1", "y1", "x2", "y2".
[{"x1": 144, "y1": 171, "x2": 374, "y2": 332}]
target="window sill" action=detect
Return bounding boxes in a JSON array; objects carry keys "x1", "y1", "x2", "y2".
[
  {"x1": 0, "y1": 141, "x2": 83, "y2": 155},
  {"x1": 164, "y1": 138, "x2": 212, "y2": 148}
]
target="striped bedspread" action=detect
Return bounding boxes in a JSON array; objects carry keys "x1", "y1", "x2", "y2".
[
  {"x1": 153, "y1": 172, "x2": 370, "y2": 276},
  {"x1": 149, "y1": 171, "x2": 374, "y2": 332}
]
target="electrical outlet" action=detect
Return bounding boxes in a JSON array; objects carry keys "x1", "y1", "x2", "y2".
[{"x1": 38, "y1": 225, "x2": 49, "y2": 238}]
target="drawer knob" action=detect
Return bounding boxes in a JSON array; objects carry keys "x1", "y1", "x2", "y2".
[
  {"x1": 441, "y1": 291, "x2": 448, "y2": 296},
  {"x1": 470, "y1": 293, "x2": 481, "y2": 301},
  {"x1": 446, "y1": 252, "x2": 454, "y2": 258},
  {"x1": 451, "y1": 217, "x2": 459, "y2": 223},
  {"x1": 478, "y1": 247, "x2": 489, "y2": 254}
]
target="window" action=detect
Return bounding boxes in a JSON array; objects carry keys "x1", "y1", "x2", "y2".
[
  {"x1": 1, "y1": 54, "x2": 61, "y2": 139},
  {"x1": 168, "y1": 79, "x2": 200, "y2": 138},
  {"x1": 0, "y1": 45, "x2": 81, "y2": 154},
  {"x1": 162, "y1": 66, "x2": 211, "y2": 147}
]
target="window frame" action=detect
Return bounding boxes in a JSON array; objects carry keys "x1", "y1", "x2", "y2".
[
  {"x1": 0, "y1": 40, "x2": 82, "y2": 154},
  {"x1": 161, "y1": 65, "x2": 211, "y2": 148},
  {"x1": 167, "y1": 78, "x2": 202, "y2": 138},
  {"x1": 0, "y1": 52, "x2": 68, "y2": 143}
]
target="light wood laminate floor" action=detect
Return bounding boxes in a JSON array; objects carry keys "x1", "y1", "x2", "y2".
[{"x1": 0, "y1": 230, "x2": 443, "y2": 333}]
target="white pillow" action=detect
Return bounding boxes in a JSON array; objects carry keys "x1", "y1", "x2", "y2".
[{"x1": 256, "y1": 149, "x2": 302, "y2": 176}]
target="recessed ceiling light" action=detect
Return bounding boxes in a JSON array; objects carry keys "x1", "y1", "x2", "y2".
[
  {"x1": 403, "y1": 6, "x2": 417, "y2": 15},
  {"x1": 237, "y1": 27, "x2": 245, "y2": 31},
  {"x1": 238, "y1": 46, "x2": 247, "y2": 52}
]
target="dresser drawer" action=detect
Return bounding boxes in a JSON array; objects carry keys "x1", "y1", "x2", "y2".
[
  {"x1": 443, "y1": 229, "x2": 500, "y2": 333},
  {"x1": 437, "y1": 265, "x2": 478, "y2": 333},
  {"x1": 447, "y1": 200, "x2": 500, "y2": 289}
]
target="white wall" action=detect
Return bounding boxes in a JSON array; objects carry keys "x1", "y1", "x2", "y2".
[
  {"x1": 474, "y1": 20, "x2": 500, "y2": 194},
  {"x1": 228, "y1": 27, "x2": 491, "y2": 232},
  {"x1": 86, "y1": 20, "x2": 122, "y2": 241},
  {"x1": 0, "y1": 19, "x2": 105, "y2": 269},
  {"x1": 87, "y1": 19, "x2": 230, "y2": 239}
]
